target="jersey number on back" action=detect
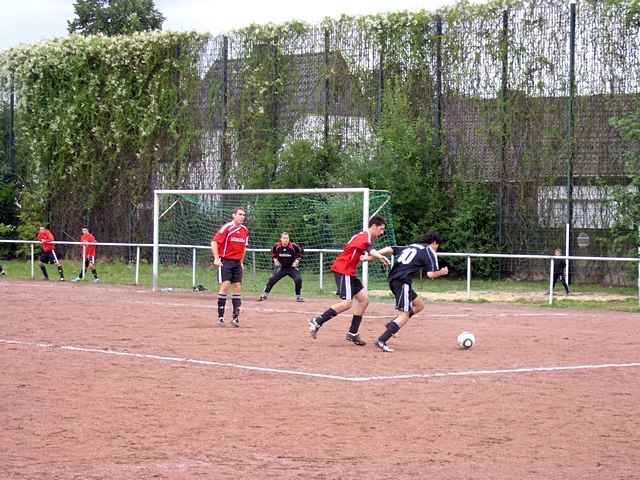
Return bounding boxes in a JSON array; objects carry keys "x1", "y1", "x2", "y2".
[{"x1": 396, "y1": 248, "x2": 418, "y2": 265}]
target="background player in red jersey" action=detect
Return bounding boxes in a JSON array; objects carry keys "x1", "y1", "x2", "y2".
[
  {"x1": 72, "y1": 227, "x2": 100, "y2": 283},
  {"x1": 258, "y1": 232, "x2": 305, "y2": 302},
  {"x1": 36, "y1": 225, "x2": 65, "y2": 281},
  {"x1": 308, "y1": 215, "x2": 391, "y2": 346},
  {"x1": 374, "y1": 231, "x2": 449, "y2": 352},
  {"x1": 211, "y1": 207, "x2": 249, "y2": 327}
]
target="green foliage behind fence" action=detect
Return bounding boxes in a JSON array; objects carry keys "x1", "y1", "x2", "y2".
[{"x1": 1, "y1": 0, "x2": 639, "y2": 283}]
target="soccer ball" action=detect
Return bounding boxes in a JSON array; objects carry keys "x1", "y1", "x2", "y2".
[{"x1": 457, "y1": 331, "x2": 475, "y2": 350}]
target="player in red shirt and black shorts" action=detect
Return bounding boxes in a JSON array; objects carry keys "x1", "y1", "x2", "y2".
[
  {"x1": 211, "y1": 207, "x2": 249, "y2": 327},
  {"x1": 308, "y1": 215, "x2": 390, "y2": 346},
  {"x1": 36, "y1": 225, "x2": 65, "y2": 281},
  {"x1": 72, "y1": 227, "x2": 100, "y2": 283}
]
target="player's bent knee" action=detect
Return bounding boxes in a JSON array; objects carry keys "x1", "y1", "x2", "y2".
[{"x1": 412, "y1": 298, "x2": 425, "y2": 313}]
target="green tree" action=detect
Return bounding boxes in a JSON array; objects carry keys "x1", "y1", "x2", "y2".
[
  {"x1": 610, "y1": 111, "x2": 640, "y2": 253},
  {"x1": 68, "y1": 0, "x2": 164, "y2": 36}
]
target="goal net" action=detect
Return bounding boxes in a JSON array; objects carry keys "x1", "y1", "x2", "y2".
[{"x1": 152, "y1": 188, "x2": 396, "y2": 292}]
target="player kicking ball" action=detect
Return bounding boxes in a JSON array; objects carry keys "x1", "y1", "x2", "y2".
[
  {"x1": 374, "y1": 232, "x2": 449, "y2": 352},
  {"x1": 308, "y1": 216, "x2": 391, "y2": 346}
]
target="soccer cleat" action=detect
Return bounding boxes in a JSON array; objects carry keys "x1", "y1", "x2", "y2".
[
  {"x1": 93, "y1": 278, "x2": 100, "y2": 283},
  {"x1": 59, "y1": 278, "x2": 65, "y2": 282},
  {"x1": 71, "y1": 277, "x2": 81, "y2": 282},
  {"x1": 296, "y1": 296, "x2": 304, "y2": 302},
  {"x1": 308, "y1": 317, "x2": 321, "y2": 339},
  {"x1": 375, "y1": 340, "x2": 394, "y2": 353},
  {"x1": 258, "y1": 293, "x2": 267, "y2": 301},
  {"x1": 232, "y1": 317, "x2": 240, "y2": 328},
  {"x1": 0, "y1": 270, "x2": 5, "y2": 276},
  {"x1": 217, "y1": 317, "x2": 225, "y2": 327},
  {"x1": 346, "y1": 332, "x2": 366, "y2": 346}
]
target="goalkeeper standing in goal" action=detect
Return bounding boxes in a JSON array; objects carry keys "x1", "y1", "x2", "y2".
[
  {"x1": 308, "y1": 216, "x2": 391, "y2": 346},
  {"x1": 258, "y1": 232, "x2": 305, "y2": 302},
  {"x1": 211, "y1": 208, "x2": 249, "y2": 327}
]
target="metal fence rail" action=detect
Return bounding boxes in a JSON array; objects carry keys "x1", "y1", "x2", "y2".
[{"x1": 2, "y1": 239, "x2": 638, "y2": 305}]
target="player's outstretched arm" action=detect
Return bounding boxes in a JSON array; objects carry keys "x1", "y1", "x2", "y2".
[
  {"x1": 369, "y1": 248, "x2": 391, "y2": 266},
  {"x1": 427, "y1": 266, "x2": 449, "y2": 279},
  {"x1": 376, "y1": 246, "x2": 394, "y2": 257}
]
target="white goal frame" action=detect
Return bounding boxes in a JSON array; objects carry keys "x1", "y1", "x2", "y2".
[{"x1": 152, "y1": 188, "x2": 375, "y2": 291}]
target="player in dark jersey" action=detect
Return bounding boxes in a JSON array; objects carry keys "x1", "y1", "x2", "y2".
[
  {"x1": 374, "y1": 231, "x2": 449, "y2": 352},
  {"x1": 258, "y1": 232, "x2": 305, "y2": 302},
  {"x1": 308, "y1": 215, "x2": 391, "y2": 346},
  {"x1": 0, "y1": 264, "x2": 5, "y2": 276},
  {"x1": 551, "y1": 248, "x2": 570, "y2": 295}
]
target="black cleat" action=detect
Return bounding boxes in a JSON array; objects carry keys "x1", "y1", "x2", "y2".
[{"x1": 346, "y1": 332, "x2": 366, "y2": 346}]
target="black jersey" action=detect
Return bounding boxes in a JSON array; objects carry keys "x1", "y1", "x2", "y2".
[
  {"x1": 388, "y1": 243, "x2": 438, "y2": 284},
  {"x1": 271, "y1": 241, "x2": 304, "y2": 268}
]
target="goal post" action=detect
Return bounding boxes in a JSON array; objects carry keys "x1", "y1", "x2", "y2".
[{"x1": 151, "y1": 188, "x2": 395, "y2": 292}]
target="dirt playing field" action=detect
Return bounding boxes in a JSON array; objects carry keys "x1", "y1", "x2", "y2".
[{"x1": 1, "y1": 279, "x2": 639, "y2": 479}]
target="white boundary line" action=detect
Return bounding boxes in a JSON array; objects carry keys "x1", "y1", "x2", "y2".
[{"x1": 1, "y1": 338, "x2": 638, "y2": 383}]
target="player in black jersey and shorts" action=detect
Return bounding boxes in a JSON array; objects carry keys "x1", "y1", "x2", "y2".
[
  {"x1": 258, "y1": 232, "x2": 305, "y2": 302},
  {"x1": 374, "y1": 232, "x2": 449, "y2": 352}
]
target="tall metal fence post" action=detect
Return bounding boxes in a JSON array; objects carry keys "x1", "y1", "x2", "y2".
[
  {"x1": 497, "y1": 8, "x2": 509, "y2": 280},
  {"x1": 324, "y1": 28, "x2": 330, "y2": 146},
  {"x1": 9, "y1": 70, "x2": 16, "y2": 176},
  {"x1": 192, "y1": 248, "x2": 197, "y2": 288},
  {"x1": 466, "y1": 256, "x2": 471, "y2": 299},
  {"x1": 565, "y1": 223, "x2": 570, "y2": 284},
  {"x1": 252, "y1": 251, "x2": 256, "y2": 283},
  {"x1": 221, "y1": 35, "x2": 230, "y2": 188},
  {"x1": 434, "y1": 15, "x2": 443, "y2": 151},
  {"x1": 319, "y1": 252, "x2": 324, "y2": 290},
  {"x1": 375, "y1": 45, "x2": 384, "y2": 125},
  {"x1": 548, "y1": 258, "x2": 555, "y2": 305},
  {"x1": 566, "y1": 2, "x2": 577, "y2": 269},
  {"x1": 30, "y1": 244, "x2": 34, "y2": 279},
  {"x1": 135, "y1": 246, "x2": 140, "y2": 285}
]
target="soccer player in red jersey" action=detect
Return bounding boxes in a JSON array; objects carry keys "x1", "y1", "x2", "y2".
[
  {"x1": 36, "y1": 225, "x2": 65, "y2": 281},
  {"x1": 72, "y1": 227, "x2": 100, "y2": 283},
  {"x1": 308, "y1": 215, "x2": 391, "y2": 346},
  {"x1": 211, "y1": 207, "x2": 249, "y2": 327}
]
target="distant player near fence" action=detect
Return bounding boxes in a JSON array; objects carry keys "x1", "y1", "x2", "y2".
[
  {"x1": 37, "y1": 225, "x2": 65, "y2": 281},
  {"x1": 374, "y1": 232, "x2": 449, "y2": 352},
  {"x1": 211, "y1": 208, "x2": 249, "y2": 328},
  {"x1": 0, "y1": 264, "x2": 5, "y2": 276},
  {"x1": 551, "y1": 248, "x2": 570, "y2": 296},
  {"x1": 258, "y1": 232, "x2": 305, "y2": 302},
  {"x1": 308, "y1": 215, "x2": 391, "y2": 346},
  {"x1": 72, "y1": 227, "x2": 100, "y2": 283}
]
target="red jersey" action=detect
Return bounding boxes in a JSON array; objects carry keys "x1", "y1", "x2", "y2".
[
  {"x1": 213, "y1": 222, "x2": 249, "y2": 261},
  {"x1": 80, "y1": 232, "x2": 97, "y2": 257},
  {"x1": 36, "y1": 229, "x2": 55, "y2": 252},
  {"x1": 331, "y1": 230, "x2": 372, "y2": 276}
]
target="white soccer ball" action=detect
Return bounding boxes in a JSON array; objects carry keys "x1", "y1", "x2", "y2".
[{"x1": 457, "y1": 331, "x2": 475, "y2": 350}]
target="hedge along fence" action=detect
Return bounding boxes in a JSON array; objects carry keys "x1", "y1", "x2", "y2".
[{"x1": 1, "y1": 0, "x2": 639, "y2": 280}]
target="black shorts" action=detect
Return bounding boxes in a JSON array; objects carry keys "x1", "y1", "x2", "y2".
[
  {"x1": 218, "y1": 258, "x2": 243, "y2": 284},
  {"x1": 84, "y1": 256, "x2": 96, "y2": 266},
  {"x1": 390, "y1": 280, "x2": 418, "y2": 312},
  {"x1": 39, "y1": 251, "x2": 60, "y2": 265},
  {"x1": 334, "y1": 273, "x2": 364, "y2": 300}
]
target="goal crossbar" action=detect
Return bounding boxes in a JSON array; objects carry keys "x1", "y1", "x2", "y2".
[{"x1": 152, "y1": 188, "x2": 386, "y2": 291}]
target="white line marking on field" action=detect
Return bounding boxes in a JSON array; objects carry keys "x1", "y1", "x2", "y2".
[{"x1": 1, "y1": 338, "x2": 638, "y2": 383}]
